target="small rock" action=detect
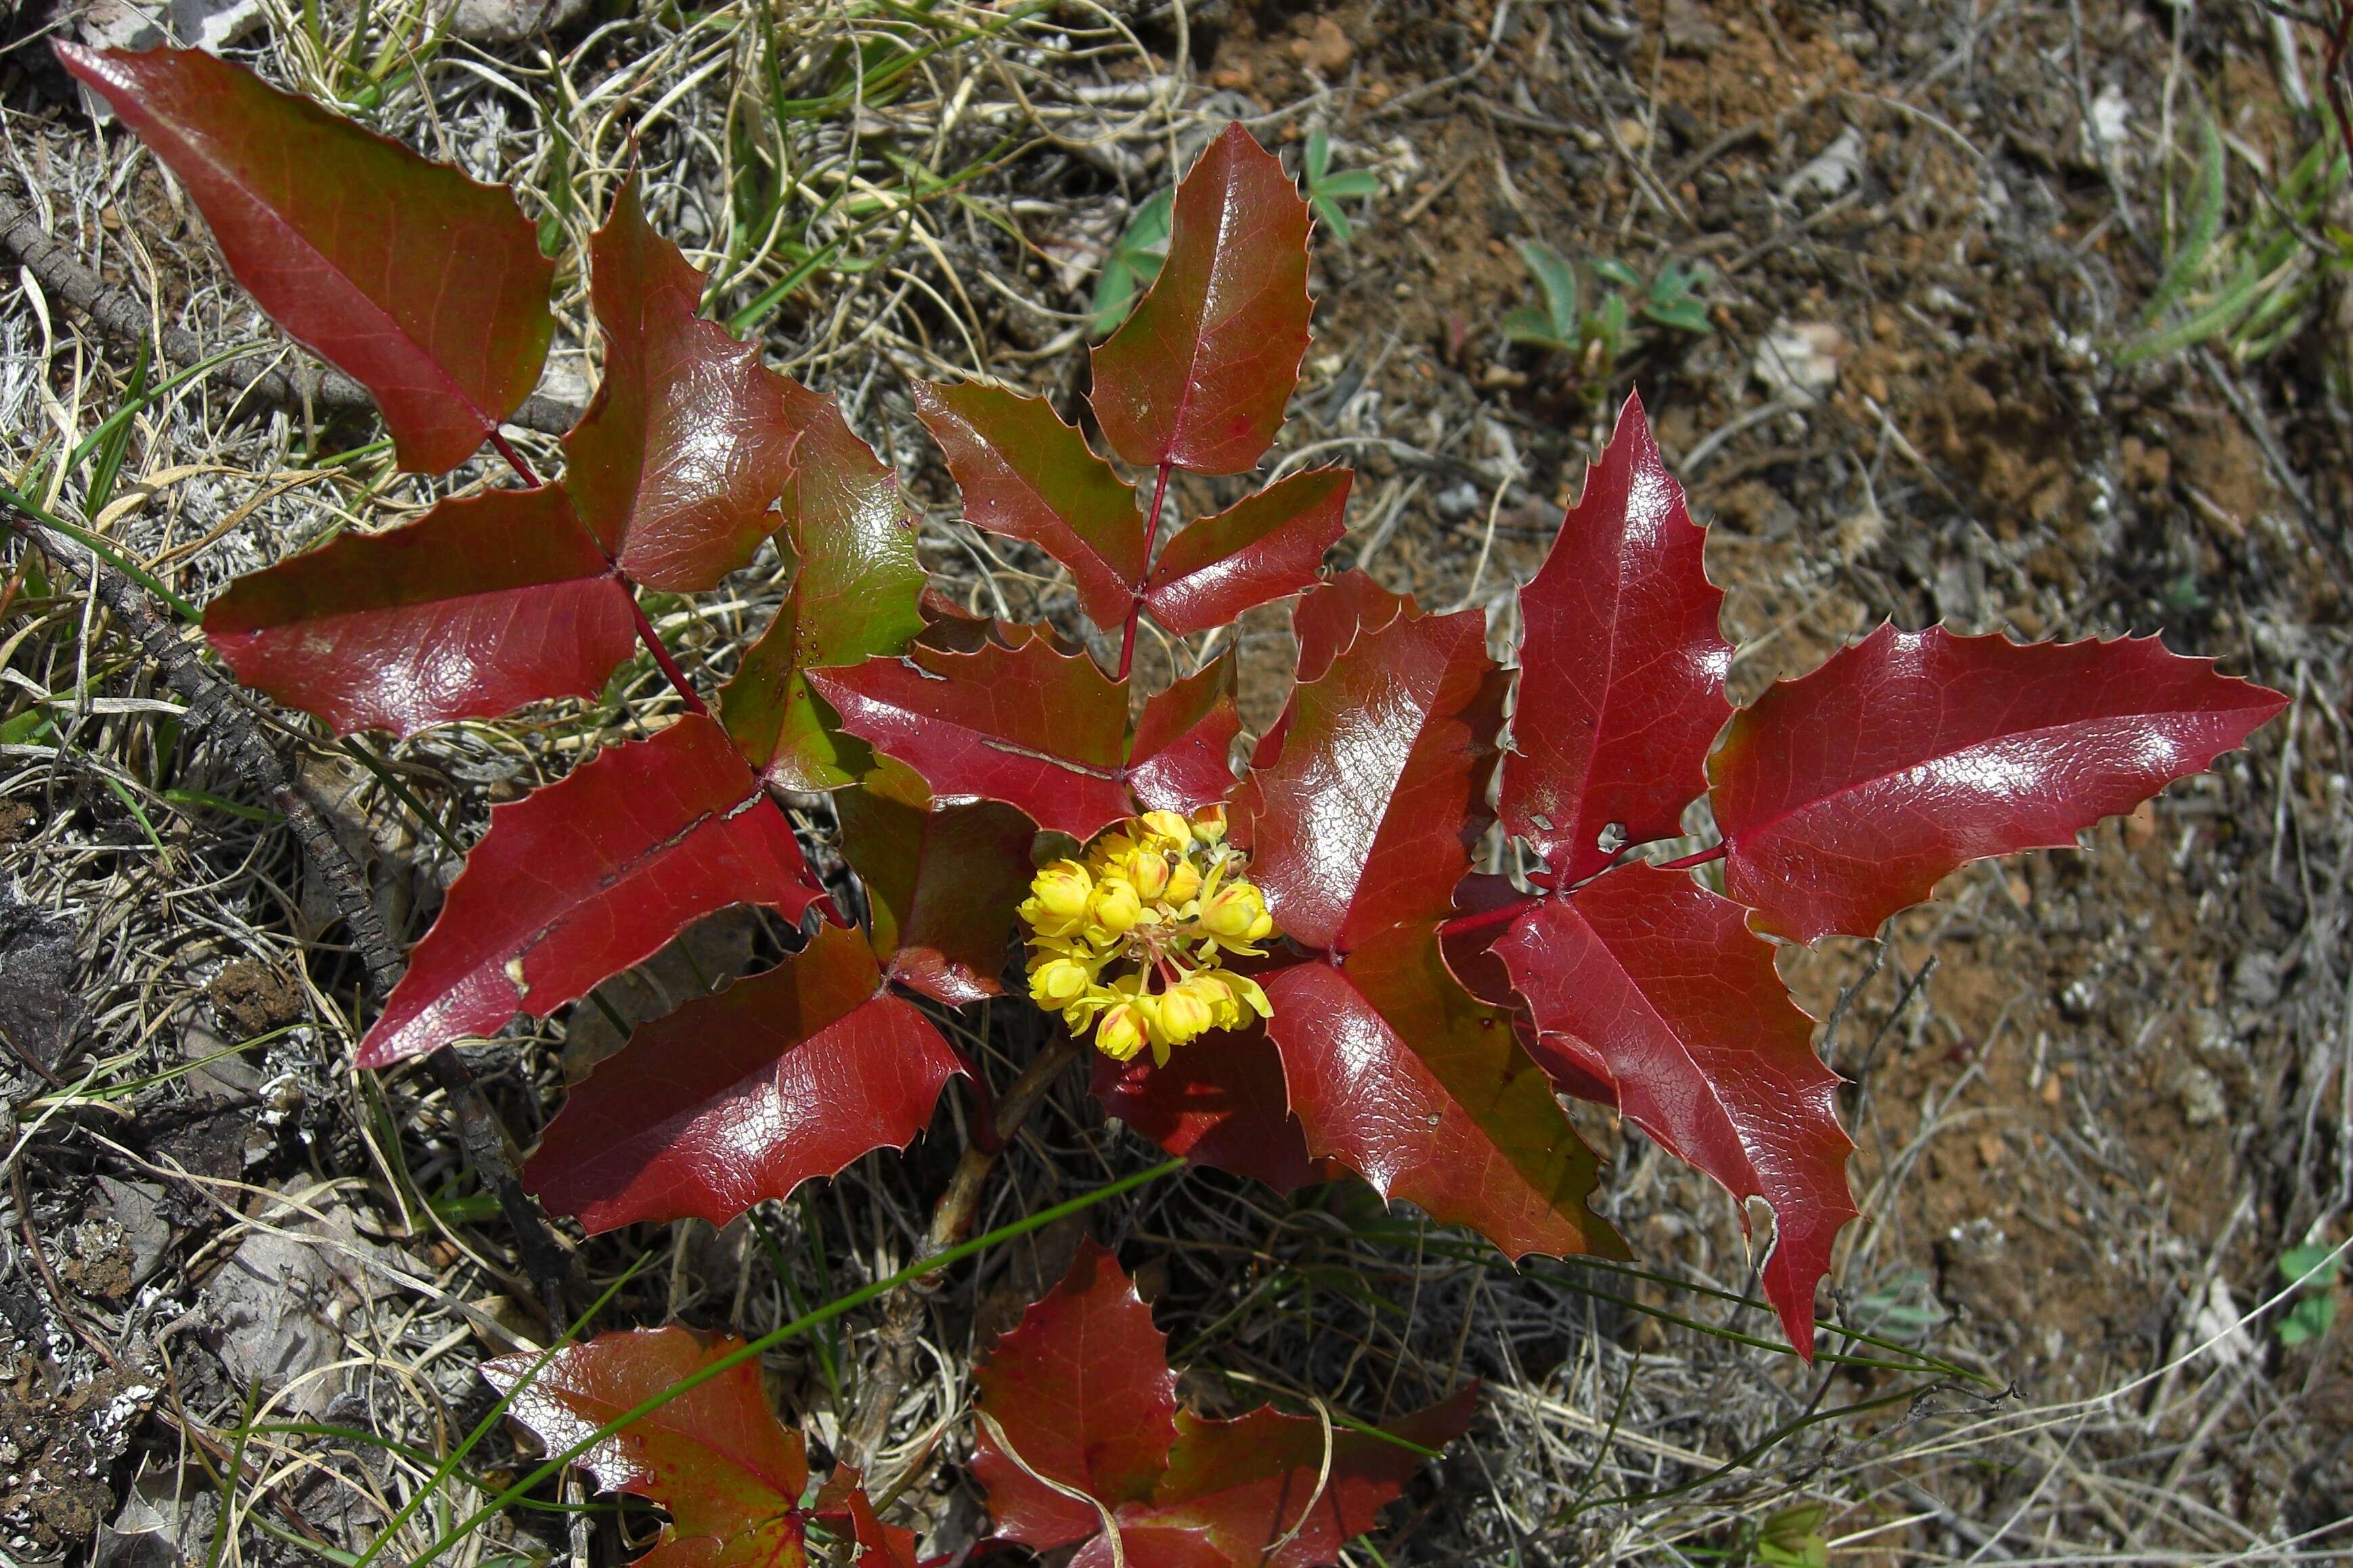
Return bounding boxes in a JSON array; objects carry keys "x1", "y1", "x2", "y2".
[
  {"x1": 1753, "y1": 320, "x2": 1847, "y2": 406},
  {"x1": 2173, "y1": 1064, "x2": 2228, "y2": 1126},
  {"x1": 431, "y1": 0, "x2": 590, "y2": 42},
  {"x1": 1661, "y1": 0, "x2": 1723, "y2": 54},
  {"x1": 1780, "y1": 125, "x2": 1865, "y2": 202},
  {"x1": 1616, "y1": 117, "x2": 1648, "y2": 152},
  {"x1": 2191, "y1": 1276, "x2": 2255, "y2": 1368},
  {"x1": 1290, "y1": 16, "x2": 1353, "y2": 74},
  {"x1": 2230, "y1": 949, "x2": 2283, "y2": 1010},
  {"x1": 2090, "y1": 83, "x2": 2131, "y2": 147}
]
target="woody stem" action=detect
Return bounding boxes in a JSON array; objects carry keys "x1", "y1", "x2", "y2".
[{"x1": 1116, "y1": 461, "x2": 1174, "y2": 682}]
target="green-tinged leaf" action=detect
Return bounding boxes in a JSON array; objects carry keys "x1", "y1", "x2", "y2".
[
  {"x1": 1091, "y1": 187, "x2": 1174, "y2": 336},
  {"x1": 910, "y1": 380, "x2": 1142, "y2": 629},
  {"x1": 1315, "y1": 169, "x2": 1382, "y2": 199},
  {"x1": 722, "y1": 384, "x2": 926, "y2": 791},
  {"x1": 2143, "y1": 114, "x2": 2226, "y2": 328},
  {"x1": 1499, "y1": 305, "x2": 1570, "y2": 351},
  {"x1": 1516, "y1": 240, "x2": 1580, "y2": 340},
  {"x1": 1588, "y1": 255, "x2": 1642, "y2": 290}
]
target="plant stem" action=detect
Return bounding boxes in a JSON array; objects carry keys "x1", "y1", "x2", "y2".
[
  {"x1": 487, "y1": 428, "x2": 540, "y2": 487},
  {"x1": 625, "y1": 589, "x2": 711, "y2": 717},
  {"x1": 1116, "y1": 461, "x2": 1174, "y2": 682},
  {"x1": 1436, "y1": 894, "x2": 1543, "y2": 941},
  {"x1": 839, "y1": 1032, "x2": 1083, "y2": 1467}
]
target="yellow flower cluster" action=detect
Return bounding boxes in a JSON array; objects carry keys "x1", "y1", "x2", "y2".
[{"x1": 1020, "y1": 809, "x2": 1278, "y2": 1065}]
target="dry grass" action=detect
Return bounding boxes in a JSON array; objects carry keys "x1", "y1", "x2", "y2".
[{"x1": 3, "y1": 0, "x2": 2351, "y2": 1563}]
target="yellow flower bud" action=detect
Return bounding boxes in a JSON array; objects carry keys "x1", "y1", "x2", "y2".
[
  {"x1": 1028, "y1": 956, "x2": 1094, "y2": 1008},
  {"x1": 1095, "y1": 1001, "x2": 1149, "y2": 1061},
  {"x1": 1201, "y1": 880, "x2": 1269, "y2": 941},
  {"x1": 1090, "y1": 878, "x2": 1142, "y2": 935},
  {"x1": 1189, "y1": 807, "x2": 1228, "y2": 845},
  {"x1": 1164, "y1": 858, "x2": 1202, "y2": 904},
  {"x1": 1140, "y1": 810, "x2": 1193, "y2": 848},
  {"x1": 1129, "y1": 851, "x2": 1172, "y2": 900},
  {"x1": 1158, "y1": 979, "x2": 1217, "y2": 1045},
  {"x1": 1030, "y1": 859, "x2": 1093, "y2": 920}
]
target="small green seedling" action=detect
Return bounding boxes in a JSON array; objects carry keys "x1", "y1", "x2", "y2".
[
  {"x1": 1503, "y1": 240, "x2": 1712, "y2": 386},
  {"x1": 1091, "y1": 186, "x2": 1173, "y2": 336},
  {"x1": 1303, "y1": 127, "x2": 1381, "y2": 244},
  {"x1": 1753, "y1": 1502, "x2": 1831, "y2": 1568},
  {"x1": 2278, "y1": 1243, "x2": 2341, "y2": 1347}
]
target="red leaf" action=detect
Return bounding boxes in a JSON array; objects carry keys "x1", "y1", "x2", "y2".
[
  {"x1": 1141, "y1": 468, "x2": 1351, "y2": 636},
  {"x1": 1145, "y1": 1393, "x2": 1478, "y2": 1568},
  {"x1": 1291, "y1": 571, "x2": 1417, "y2": 686},
  {"x1": 1262, "y1": 926, "x2": 1621, "y2": 1260},
  {"x1": 912, "y1": 380, "x2": 1142, "y2": 629},
  {"x1": 525, "y1": 922, "x2": 962, "y2": 1231},
  {"x1": 722, "y1": 387, "x2": 927, "y2": 790},
  {"x1": 1496, "y1": 864, "x2": 1854, "y2": 1350},
  {"x1": 973, "y1": 1239, "x2": 1178, "y2": 1548},
  {"x1": 1091, "y1": 125, "x2": 1313, "y2": 476},
  {"x1": 1089, "y1": 1023, "x2": 1332, "y2": 1193},
  {"x1": 1126, "y1": 656, "x2": 1243, "y2": 815},
  {"x1": 482, "y1": 1326, "x2": 816, "y2": 1568},
  {"x1": 56, "y1": 44, "x2": 552, "y2": 474},
  {"x1": 202, "y1": 485, "x2": 633, "y2": 737},
  {"x1": 809, "y1": 638, "x2": 1128, "y2": 841},
  {"x1": 836, "y1": 757, "x2": 1037, "y2": 1005},
  {"x1": 813, "y1": 638, "x2": 1236, "y2": 841},
  {"x1": 357, "y1": 715, "x2": 822, "y2": 1067},
  {"x1": 975, "y1": 1243, "x2": 1474, "y2": 1568},
  {"x1": 1500, "y1": 394, "x2": 1731, "y2": 883},
  {"x1": 563, "y1": 174, "x2": 800, "y2": 591},
  {"x1": 1237, "y1": 609, "x2": 1504, "y2": 954},
  {"x1": 1710, "y1": 626, "x2": 2289, "y2": 941},
  {"x1": 816, "y1": 1464, "x2": 918, "y2": 1568}
]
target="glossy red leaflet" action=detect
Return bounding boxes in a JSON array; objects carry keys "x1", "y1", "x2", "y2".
[
  {"x1": 973, "y1": 1239, "x2": 1179, "y2": 1547},
  {"x1": 1126, "y1": 655, "x2": 1244, "y2": 815},
  {"x1": 836, "y1": 757, "x2": 1037, "y2": 1004},
  {"x1": 809, "y1": 638, "x2": 1130, "y2": 840},
  {"x1": 912, "y1": 380, "x2": 1143, "y2": 629},
  {"x1": 975, "y1": 1242, "x2": 1474, "y2": 1568},
  {"x1": 1711, "y1": 626, "x2": 2290, "y2": 941},
  {"x1": 357, "y1": 715, "x2": 822, "y2": 1067},
  {"x1": 1091, "y1": 124, "x2": 1313, "y2": 476},
  {"x1": 563, "y1": 174, "x2": 799, "y2": 590},
  {"x1": 1263, "y1": 925, "x2": 1621, "y2": 1261},
  {"x1": 1090, "y1": 1023, "x2": 1332, "y2": 1193},
  {"x1": 1497, "y1": 864, "x2": 1854, "y2": 1351},
  {"x1": 722, "y1": 384, "x2": 927, "y2": 790},
  {"x1": 56, "y1": 44, "x2": 552, "y2": 474},
  {"x1": 483, "y1": 1326, "x2": 828, "y2": 1568},
  {"x1": 202, "y1": 485, "x2": 634, "y2": 737},
  {"x1": 1237, "y1": 608, "x2": 1504, "y2": 954},
  {"x1": 1501, "y1": 393, "x2": 1731, "y2": 883},
  {"x1": 1142, "y1": 468, "x2": 1350, "y2": 636},
  {"x1": 526, "y1": 922, "x2": 963, "y2": 1231}
]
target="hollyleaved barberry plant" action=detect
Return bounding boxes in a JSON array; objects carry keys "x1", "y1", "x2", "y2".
[{"x1": 56, "y1": 37, "x2": 2288, "y2": 1563}]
